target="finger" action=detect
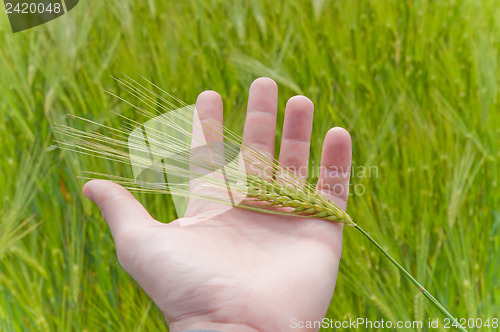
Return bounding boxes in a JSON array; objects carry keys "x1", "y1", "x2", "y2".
[
  {"x1": 191, "y1": 90, "x2": 224, "y2": 171},
  {"x1": 316, "y1": 127, "x2": 352, "y2": 211},
  {"x1": 242, "y1": 77, "x2": 278, "y2": 179},
  {"x1": 186, "y1": 91, "x2": 225, "y2": 216},
  {"x1": 193, "y1": 90, "x2": 224, "y2": 146},
  {"x1": 277, "y1": 96, "x2": 314, "y2": 183},
  {"x1": 83, "y1": 179, "x2": 156, "y2": 239}
]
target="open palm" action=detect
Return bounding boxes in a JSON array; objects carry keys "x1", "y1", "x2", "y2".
[{"x1": 83, "y1": 78, "x2": 352, "y2": 332}]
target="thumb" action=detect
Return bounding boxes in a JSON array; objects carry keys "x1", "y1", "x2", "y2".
[{"x1": 83, "y1": 179, "x2": 156, "y2": 239}]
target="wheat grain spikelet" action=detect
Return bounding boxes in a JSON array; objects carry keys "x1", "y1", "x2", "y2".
[{"x1": 246, "y1": 174, "x2": 352, "y2": 223}]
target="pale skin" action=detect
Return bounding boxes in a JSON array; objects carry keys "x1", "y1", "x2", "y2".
[{"x1": 83, "y1": 77, "x2": 352, "y2": 332}]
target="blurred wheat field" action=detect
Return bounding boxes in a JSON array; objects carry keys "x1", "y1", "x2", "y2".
[{"x1": 0, "y1": 0, "x2": 499, "y2": 331}]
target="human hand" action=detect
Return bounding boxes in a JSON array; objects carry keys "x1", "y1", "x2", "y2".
[{"x1": 83, "y1": 77, "x2": 352, "y2": 331}]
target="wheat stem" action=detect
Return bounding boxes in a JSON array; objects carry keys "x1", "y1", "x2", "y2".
[{"x1": 354, "y1": 225, "x2": 468, "y2": 332}]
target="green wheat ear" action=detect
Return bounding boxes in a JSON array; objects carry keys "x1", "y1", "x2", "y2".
[
  {"x1": 245, "y1": 174, "x2": 353, "y2": 224},
  {"x1": 55, "y1": 74, "x2": 354, "y2": 225},
  {"x1": 54, "y1": 75, "x2": 467, "y2": 332}
]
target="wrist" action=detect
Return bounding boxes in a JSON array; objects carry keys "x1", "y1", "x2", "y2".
[{"x1": 169, "y1": 318, "x2": 259, "y2": 332}]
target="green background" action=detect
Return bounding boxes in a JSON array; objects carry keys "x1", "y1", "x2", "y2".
[{"x1": 0, "y1": 0, "x2": 499, "y2": 330}]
